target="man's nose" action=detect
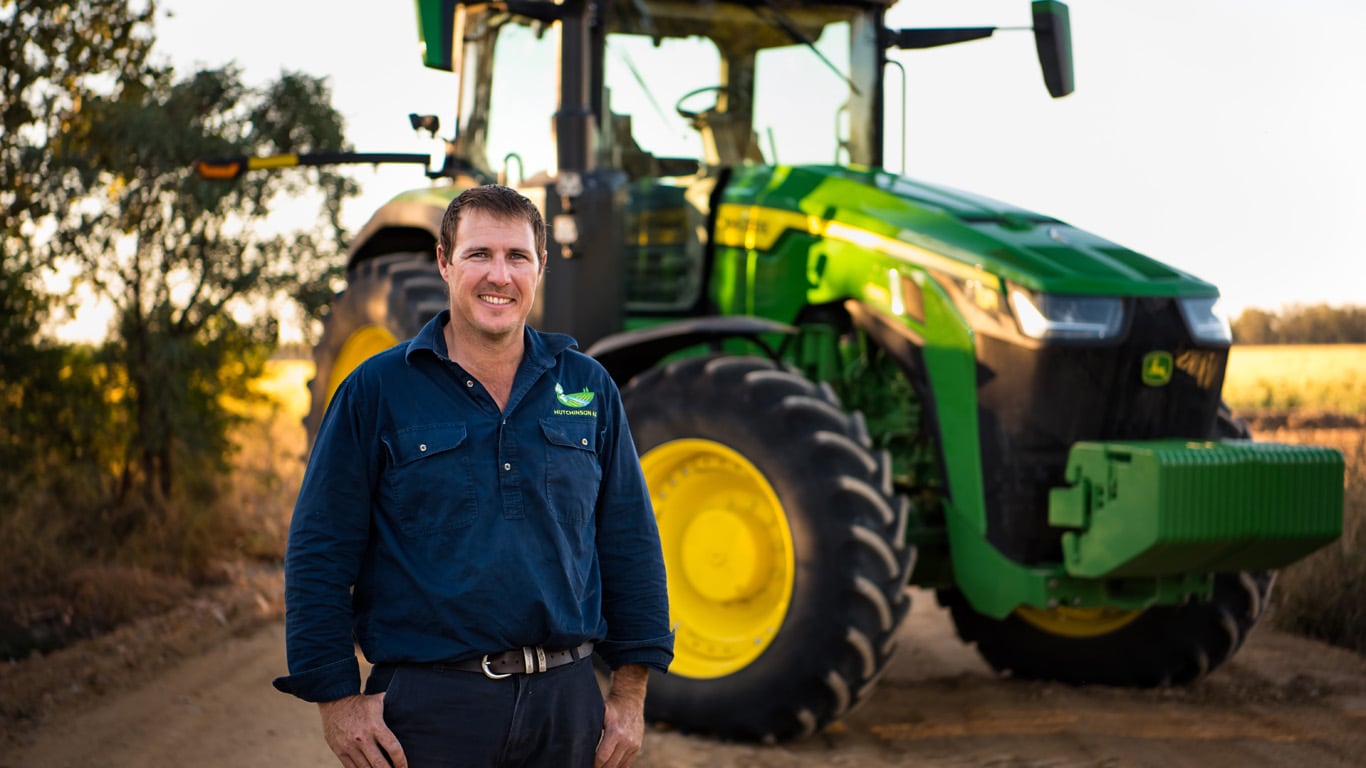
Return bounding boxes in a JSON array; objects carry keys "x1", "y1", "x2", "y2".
[{"x1": 488, "y1": 255, "x2": 513, "y2": 283}]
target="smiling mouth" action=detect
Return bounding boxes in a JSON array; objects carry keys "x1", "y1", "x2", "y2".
[{"x1": 480, "y1": 295, "x2": 513, "y2": 305}]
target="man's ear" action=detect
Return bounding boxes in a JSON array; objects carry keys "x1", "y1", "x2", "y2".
[
  {"x1": 436, "y1": 245, "x2": 448, "y2": 273},
  {"x1": 539, "y1": 251, "x2": 549, "y2": 274}
]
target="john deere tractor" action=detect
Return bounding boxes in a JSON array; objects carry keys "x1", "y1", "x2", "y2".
[{"x1": 213, "y1": 0, "x2": 1345, "y2": 743}]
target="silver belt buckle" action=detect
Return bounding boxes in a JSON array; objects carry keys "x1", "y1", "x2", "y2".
[
  {"x1": 482, "y1": 646, "x2": 548, "y2": 679},
  {"x1": 481, "y1": 654, "x2": 511, "y2": 680}
]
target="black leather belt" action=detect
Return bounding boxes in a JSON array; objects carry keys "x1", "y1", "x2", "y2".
[{"x1": 429, "y1": 642, "x2": 594, "y2": 679}]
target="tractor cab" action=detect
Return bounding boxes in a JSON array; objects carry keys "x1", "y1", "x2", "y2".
[
  {"x1": 421, "y1": 0, "x2": 1070, "y2": 354},
  {"x1": 420, "y1": 1, "x2": 889, "y2": 352}
]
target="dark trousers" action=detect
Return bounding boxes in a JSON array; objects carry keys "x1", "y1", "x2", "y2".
[{"x1": 368, "y1": 658, "x2": 605, "y2": 768}]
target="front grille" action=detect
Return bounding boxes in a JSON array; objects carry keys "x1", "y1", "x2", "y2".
[{"x1": 973, "y1": 297, "x2": 1229, "y2": 564}]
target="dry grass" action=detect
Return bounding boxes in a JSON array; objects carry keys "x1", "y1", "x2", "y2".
[
  {"x1": 0, "y1": 360, "x2": 310, "y2": 660},
  {"x1": 1225, "y1": 346, "x2": 1365, "y2": 652},
  {"x1": 220, "y1": 359, "x2": 311, "y2": 562},
  {"x1": 1256, "y1": 426, "x2": 1366, "y2": 654}
]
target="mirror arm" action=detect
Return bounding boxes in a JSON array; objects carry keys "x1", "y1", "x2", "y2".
[{"x1": 886, "y1": 27, "x2": 996, "y2": 50}]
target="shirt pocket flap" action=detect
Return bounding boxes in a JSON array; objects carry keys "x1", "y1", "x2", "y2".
[
  {"x1": 539, "y1": 418, "x2": 596, "y2": 453},
  {"x1": 384, "y1": 424, "x2": 469, "y2": 467}
]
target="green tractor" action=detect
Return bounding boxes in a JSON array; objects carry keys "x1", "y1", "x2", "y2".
[{"x1": 219, "y1": 0, "x2": 1346, "y2": 744}]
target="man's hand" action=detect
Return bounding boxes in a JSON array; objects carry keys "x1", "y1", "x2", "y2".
[
  {"x1": 595, "y1": 664, "x2": 649, "y2": 768},
  {"x1": 318, "y1": 693, "x2": 407, "y2": 768}
]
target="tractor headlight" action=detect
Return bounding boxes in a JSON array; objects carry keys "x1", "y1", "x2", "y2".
[
  {"x1": 1178, "y1": 296, "x2": 1233, "y2": 345},
  {"x1": 1008, "y1": 286, "x2": 1124, "y2": 341}
]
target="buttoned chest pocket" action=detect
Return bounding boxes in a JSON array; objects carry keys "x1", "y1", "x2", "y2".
[
  {"x1": 540, "y1": 418, "x2": 602, "y2": 525},
  {"x1": 380, "y1": 424, "x2": 476, "y2": 536}
]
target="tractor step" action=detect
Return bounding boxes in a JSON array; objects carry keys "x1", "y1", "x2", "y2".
[{"x1": 1049, "y1": 439, "x2": 1344, "y2": 578}]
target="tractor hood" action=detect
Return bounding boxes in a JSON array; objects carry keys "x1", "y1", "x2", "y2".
[{"x1": 722, "y1": 164, "x2": 1218, "y2": 299}]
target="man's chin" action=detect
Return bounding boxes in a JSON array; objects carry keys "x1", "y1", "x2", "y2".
[{"x1": 472, "y1": 319, "x2": 525, "y2": 341}]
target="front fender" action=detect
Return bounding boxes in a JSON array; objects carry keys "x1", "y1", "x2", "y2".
[{"x1": 585, "y1": 316, "x2": 797, "y2": 386}]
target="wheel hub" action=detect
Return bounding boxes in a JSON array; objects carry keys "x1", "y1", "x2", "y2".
[
  {"x1": 1015, "y1": 604, "x2": 1142, "y2": 637},
  {"x1": 680, "y1": 508, "x2": 768, "y2": 602},
  {"x1": 641, "y1": 438, "x2": 795, "y2": 679}
]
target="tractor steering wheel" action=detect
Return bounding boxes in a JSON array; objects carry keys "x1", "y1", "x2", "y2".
[{"x1": 675, "y1": 85, "x2": 727, "y2": 121}]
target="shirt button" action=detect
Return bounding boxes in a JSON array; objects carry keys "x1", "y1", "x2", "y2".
[
  {"x1": 419, "y1": 444, "x2": 428, "y2": 452},
  {"x1": 580, "y1": 438, "x2": 588, "y2": 446},
  {"x1": 504, "y1": 463, "x2": 512, "y2": 471},
  {"x1": 466, "y1": 380, "x2": 474, "y2": 388}
]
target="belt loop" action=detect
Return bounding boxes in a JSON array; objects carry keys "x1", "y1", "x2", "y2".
[
  {"x1": 522, "y1": 647, "x2": 535, "y2": 674},
  {"x1": 535, "y1": 645, "x2": 547, "y2": 673}
]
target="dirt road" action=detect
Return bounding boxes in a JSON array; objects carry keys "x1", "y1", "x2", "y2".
[{"x1": 8, "y1": 588, "x2": 1366, "y2": 768}]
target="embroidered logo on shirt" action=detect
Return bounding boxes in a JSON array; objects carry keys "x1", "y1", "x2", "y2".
[{"x1": 555, "y1": 382, "x2": 596, "y2": 408}]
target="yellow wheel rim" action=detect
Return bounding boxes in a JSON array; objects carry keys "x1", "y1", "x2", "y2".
[
  {"x1": 1015, "y1": 604, "x2": 1143, "y2": 638},
  {"x1": 642, "y1": 439, "x2": 795, "y2": 679},
  {"x1": 326, "y1": 325, "x2": 398, "y2": 406}
]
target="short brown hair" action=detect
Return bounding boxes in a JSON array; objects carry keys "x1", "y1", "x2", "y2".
[{"x1": 438, "y1": 184, "x2": 547, "y2": 264}]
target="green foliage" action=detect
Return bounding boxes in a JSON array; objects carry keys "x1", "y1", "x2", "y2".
[
  {"x1": 1, "y1": 0, "x2": 357, "y2": 632},
  {"x1": 0, "y1": 0, "x2": 149, "y2": 599},
  {"x1": 0, "y1": 344, "x2": 124, "y2": 590},
  {"x1": 2, "y1": 0, "x2": 156, "y2": 233},
  {"x1": 2, "y1": 0, "x2": 156, "y2": 389},
  {"x1": 26, "y1": 61, "x2": 357, "y2": 519},
  {"x1": 1232, "y1": 303, "x2": 1366, "y2": 344}
]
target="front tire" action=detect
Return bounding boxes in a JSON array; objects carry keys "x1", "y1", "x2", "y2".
[
  {"x1": 623, "y1": 355, "x2": 913, "y2": 741},
  {"x1": 940, "y1": 404, "x2": 1273, "y2": 686},
  {"x1": 940, "y1": 571, "x2": 1273, "y2": 686}
]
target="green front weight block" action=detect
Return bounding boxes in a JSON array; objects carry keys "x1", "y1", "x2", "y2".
[{"x1": 1049, "y1": 439, "x2": 1345, "y2": 578}]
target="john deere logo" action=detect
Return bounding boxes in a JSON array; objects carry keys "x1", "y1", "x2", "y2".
[
  {"x1": 1141, "y1": 351, "x2": 1174, "y2": 387},
  {"x1": 555, "y1": 383, "x2": 595, "y2": 408}
]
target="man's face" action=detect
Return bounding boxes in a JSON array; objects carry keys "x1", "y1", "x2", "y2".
[{"x1": 437, "y1": 208, "x2": 545, "y2": 346}]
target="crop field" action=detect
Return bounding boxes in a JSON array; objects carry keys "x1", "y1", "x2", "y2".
[{"x1": 1224, "y1": 344, "x2": 1366, "y2": 415}]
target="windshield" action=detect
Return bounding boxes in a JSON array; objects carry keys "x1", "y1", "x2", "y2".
[
  {"x1": 605, "y1": 14, "x2": 856, "y2": 167},
  {"x1": 457, "y1": 1, "x2": 876, "y2": 177}
]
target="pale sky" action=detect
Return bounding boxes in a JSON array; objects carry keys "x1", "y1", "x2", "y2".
[{"x1": 155, "y1": 0, "x2": 1366, "y2": 316}]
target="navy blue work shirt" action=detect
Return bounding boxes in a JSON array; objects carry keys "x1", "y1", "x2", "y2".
[{"x1": 273, "y1": 311, "x2": 673, "y2": 702}]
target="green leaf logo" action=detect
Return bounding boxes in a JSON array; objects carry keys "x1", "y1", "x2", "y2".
[{"x1": 555, "y1": 382, "x2": 595, "y2": 408}]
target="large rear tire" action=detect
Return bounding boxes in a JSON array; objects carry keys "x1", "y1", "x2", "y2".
[
  {"x1": 304, "y1": 253, "x2": 445, "y2": 444},
  {"x1": 940, "y1": 405, "x2": 1274, "y2": 686},
  {"x1": 623, "y1": 354, "x2": 913, "y2": 742}
]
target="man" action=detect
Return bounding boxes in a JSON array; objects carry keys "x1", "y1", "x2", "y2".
[{"x1": 274, "y1": 184, "x2": 673, "y2": 768}]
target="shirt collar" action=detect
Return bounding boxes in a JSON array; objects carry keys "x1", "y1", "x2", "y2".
[{"x1": 404, "y1": 310, "x2": 579, "y2": 368}]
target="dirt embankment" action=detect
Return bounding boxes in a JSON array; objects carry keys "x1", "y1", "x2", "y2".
[{"x1": 3, "y1": 576, "x2": 1365, "y2": 768}]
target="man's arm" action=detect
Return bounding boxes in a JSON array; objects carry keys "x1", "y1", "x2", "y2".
[
  {"x1": 591, "y1": 388, "x2": 675, "y2": 671},
  {"x1": 595, "y1": 663, "x2": 649, "y2": 768},
  {"x1": 273, "y1": 375, "x2": 380, "y2": 698},
  {"x1": 319, "y1": 694, "x2": 407, "y2": 768}
]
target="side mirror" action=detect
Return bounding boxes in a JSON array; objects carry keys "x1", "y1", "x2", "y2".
[
  {"x1": 1032, "y1": 1, "x2": 1075, "y2": 98},
  {"x1": 414, "y1": 0, "x2": 465, "y2": 72}
]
